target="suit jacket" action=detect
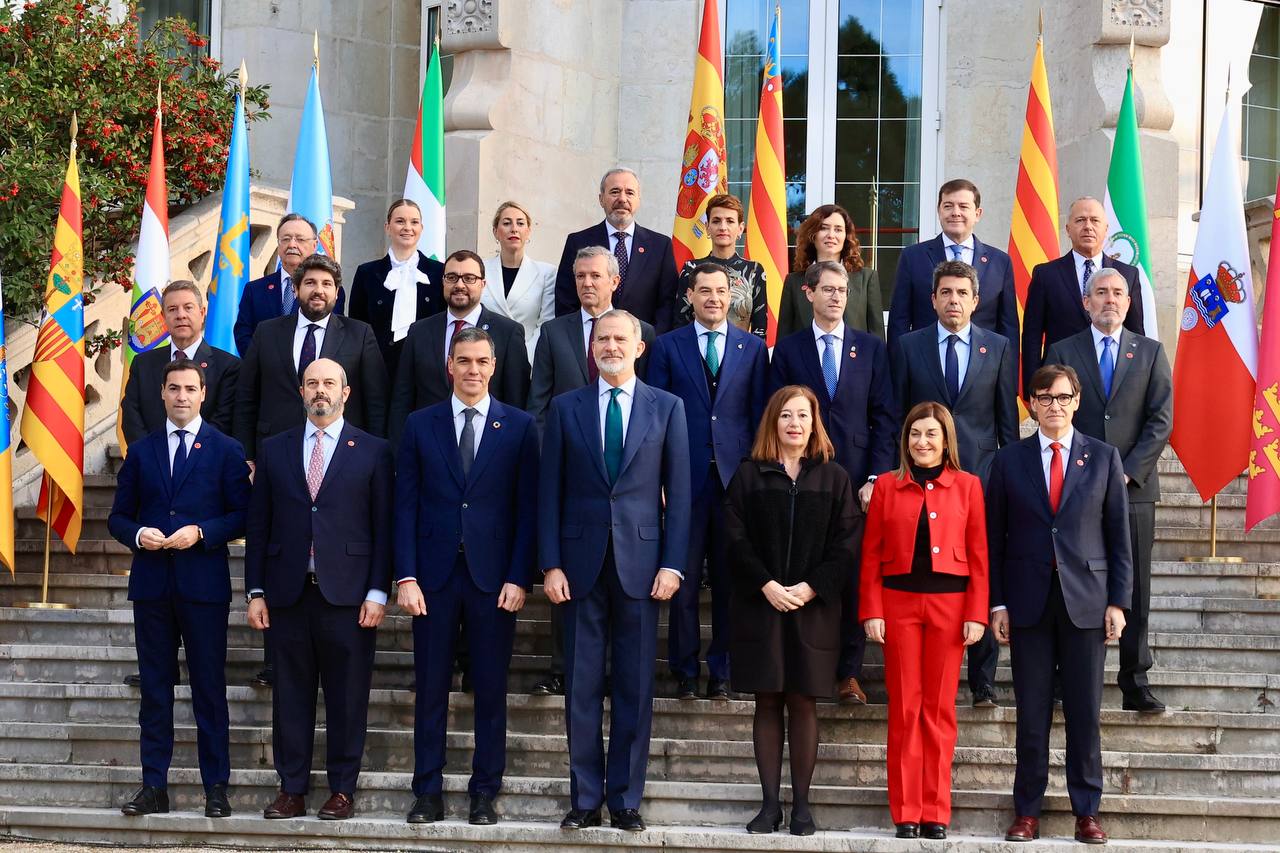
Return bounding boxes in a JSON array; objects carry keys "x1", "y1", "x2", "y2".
[
  {"x1": 481, "y1": 254, "x2": 557, "y2": 363},
  {"x1": 348, "y1": 251, "x2": 446, "y2": 380},
  {"x1": 777, "y1": 267, "x2": 884, "y2": 340},
  {"x1": 770, "y1": 325, "x2": 899, "y2": 486},
  {"x1": 394, "y1": 400, "x2": 540, "y2": 593},
  {"x1": 891, "y1": 323, "x2": 1018, "y2": 484},
  {"x1": 243, "y1": 421, "x2": 394, "y2": 608},
  {"x1": 107, "y1": 422, "x2": 250, "y2": 603},
  {"x1": 1044, "y1": 328, "x2": 1173, "y2": 503},
  {"x1": 232, "y1": 312, "x2": 388, "y2": 459},
  {"x1": 387, "y1": 307, "x2": 530, "y2": 446},
  {"x1": 646, "y1": 323, "x2": 768, "y2": 494},
  {"x1": 986, "y1": 432, "x2": 1133, "y2": 630},
  {"x1": 232, "y1": 269, "x2": 348, "y2": 357},
  {"x1": 1021, "y1": 252, "x2": 1144, "y2": 393},
  {"x1": 538, "y1": 379, "x2": 691, "y2": 599},
  {"x1": 120, "y1": 340, "x2": 239, "y2": 447},
  {"x1": 525, "y1": 310, "x2": 656, "y2": 435},
  {"x1": 553, "y1": 222, "x2": 681, "y2": 332},
  {"x1": 887, "y1": 234, "x2": 1019, "y2": 367}
]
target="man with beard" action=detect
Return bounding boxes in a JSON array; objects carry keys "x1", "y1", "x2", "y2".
[
  {"x1": 245, "y1": 358, "x2": 394, "y2": 821},
  {"x1": 553, "y1": 168, "x2": 681, "y2": 332}
]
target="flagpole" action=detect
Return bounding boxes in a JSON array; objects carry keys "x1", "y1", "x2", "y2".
[
  {"x1": 15, "y1": 474, "x2": 71, "y2": 609},
  {"x1": 868, "y1": 177, "x2": 879, "y2": 270}
]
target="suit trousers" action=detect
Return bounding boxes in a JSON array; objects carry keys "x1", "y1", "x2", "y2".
[
  {"x1": 1117, "y1": 501, "x2": 1155, "y2": 695},
  {"x1": 270, "y1": 581, "x2": 377, "y2": 796},
  {"x1": 838, "y1": 575, "x2": 868, "y2": 681},
  {"x1": 966, "y1": 625, "x2": 999, "y2": 693},
  {"x1": 1009, "y1": 573, "x2": 1106, "y2": 818},
  {"x1": 881, "y1": 588, "x2": 966, "y2": 825},
  {"x1": 412, "y1": 553, "x2": 517, "y2": 798},
  {"x1": 133, "y1": 595, "x2": 230, "y2": 791},
  {"x1": 668, "y1": 473, "x2": 730, "y2": 682},
  {"x1": 563, "y1": 542, "x2": 659, "y2": 812}
]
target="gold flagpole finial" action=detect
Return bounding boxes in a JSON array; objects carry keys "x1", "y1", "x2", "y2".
[
  {"x1": 1038, "y1": 8, "x2": 1044, "y2": 38},
  {"x1": 156, "y1": 79, "x2": 163, "y2": 112},
  {"x1": 1129, "y1": 30, "x2": 1135, "y2": 66},
  {"x1": 313, "y1": 31, "x2": 319, "y2": 66},
  {"x1": 69, "y1": 111, "x2": 78, "y2": 151},
  {"x1": 239, "y1": 59, "x2": 248, "y2": 100}
]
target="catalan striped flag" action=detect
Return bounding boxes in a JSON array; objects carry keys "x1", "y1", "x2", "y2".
[
  {"x1": 20, "y1": 128, "x2": 86, "y2": 553},
  {"x1": 0, "y1": 276, "x2": 14, "y2": 575},
  {"x1": 404, "y1": 37, "x2": 445, "y2": 261},
  {"x1": 744, "y1": 3, "x2": 787, "y2": 346},
  {"x1": 671, "y1": 0, "x2": 727, "y2": 269}
]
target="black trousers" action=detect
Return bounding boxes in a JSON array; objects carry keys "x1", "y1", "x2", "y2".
[{"x1": 1117, "y1": 501, "x2": 1155, "y2": 695}]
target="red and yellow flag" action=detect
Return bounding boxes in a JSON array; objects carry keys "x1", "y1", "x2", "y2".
[
  {"x1": 20, "y1": 124, "x2": 86, "y2": 553},
  {"x1": 745, "y1": 3, "x2": 787, "y2": 346},
  {"x1": 1248, "y1": 172, "x2": 1280, "y2": 529},
  {"x1": 671, "y1": 0, "x2": 727, "y2": 269}
]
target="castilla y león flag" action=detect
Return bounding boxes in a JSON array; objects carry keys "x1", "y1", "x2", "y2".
[{"x1": 1247, "y1": 172, "x2": 1280, "y2": 530}]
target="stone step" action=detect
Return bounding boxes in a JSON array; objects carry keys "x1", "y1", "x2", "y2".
[
  {"x1": 1152, "y1": 527, "x2": 1280, "y2": 562},
  {"x1": 1155, "y1": 492, "x2": 1280, "y2": 532}
]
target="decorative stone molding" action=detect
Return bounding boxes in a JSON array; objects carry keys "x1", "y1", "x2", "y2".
[
  {"x1": 1111, "y1": 0, "x2": 1165, "y2": 28},
  {"x1": 446, "y1": 0, "x2": 494, "y2": 36}
]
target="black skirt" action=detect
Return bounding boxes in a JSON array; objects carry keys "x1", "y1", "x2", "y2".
[{"x1": 728, "y1": 585, "x2": 842, "y2": 697}]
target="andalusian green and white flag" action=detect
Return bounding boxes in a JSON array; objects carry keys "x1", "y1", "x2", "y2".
[
  {"x1": 404, "y1": 39, "x2": 445, "y2": 260},
  {"x1": 1103, "y1": 66, "x2": 1158, "y2": 339}
]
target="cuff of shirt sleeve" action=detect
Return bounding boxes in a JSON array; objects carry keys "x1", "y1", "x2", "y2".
[
  {"x1": 134, "y1": 529, "x2": 144, "y2": 549},
  {"x1": 365, "y1": 589, "x2": 389, "y2": 606},
  {"x1": 660, "y1": 567, "x2": 684, "y2": 581},
  {"x1": 248, "y1": 588, "x2": 264, "y2": 597},
  {"x1": 990, "y1": 605, "x2": 1007, "y2": 613},
  {"x1": 397, "y1": 577, "x2": 416, "y2": 585}
]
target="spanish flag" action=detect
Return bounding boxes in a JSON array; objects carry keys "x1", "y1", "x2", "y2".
[
  {"x1": 744, "y1": 3, "x2": 787, "y2": 346},
  {"x1": 20, "y1": 122, "x2": 85, "y2": 554}
]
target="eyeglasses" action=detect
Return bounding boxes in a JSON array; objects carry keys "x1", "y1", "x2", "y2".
[
  {"x1": 1031, "y1": 393, "x2": 1077, "y2": 407},
  {"x1": 443, "y1": 273, "x2": 484, "y2": 285},
  {"x1": 817, "y1": 286, "x2": 848, "y2": 298},
  {"x1": 277, "y1": 235, "x2": 317, "y2": 245}
]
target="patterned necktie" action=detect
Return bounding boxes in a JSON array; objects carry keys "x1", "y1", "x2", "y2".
[
  {"x1": 459, "y1": 407, "x2": 477, "y2": 480},
  {"x1": 949, "y1": 243, "x2": 963, "y2": 262},
  {"x1": 298, "y1": 323, "x2": 319, "y2": 377},
  {"x1": 704, "y1": 330, "x2": 721, "y2": 376},
  {"x1": 307, "y1": 430, "x2": 326, "y2": 499},
  {"x1": 282, "y1": 275, "x2": 297, "y2": 315},
  {"x1": 945, "y1": 334, "x2": 961, "y2": 402},
  {"x1": 171, "y1": 429, "x2": 188, "y2": 485},
  {"x1": 447, "y1": 318, "x2": 468, "y2": 386},
  {"x1": 1100, "y1": 336, "x2": 1115, "y2": 398},
  {"x1": 1082, "y1": 258, "x2": 1094, "y2": 296},
  {"x1": 1048, "y1": 441, "x2": 1064, "y2": 513},
  {"x1": 586, "y1": 317, "x2": 599, "y2": 382},
  {"x1": 613, "y1": 232, "x2": 630, "y2": 290},
  {"x1": 820, "y1": 334, "x2": 838, "y2": 399},
  {"x1": 604, "y1": 388, "x2": 623, "y2": 484}
]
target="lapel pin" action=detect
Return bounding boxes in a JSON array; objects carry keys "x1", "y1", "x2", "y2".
[
  {"x1": 193, "y1": 442, "x2": 201, "y2": 450},
  {"x1": 980, "y1": 255, "x2": 988, "y2": 263},
  {"x1": 268, "y1": 283, "x2": 275, "y2": 290},
  {"x1": 1126, "y1": 352, "x2": 1134, "y2": 359},
  {"x1": 200, "y1": 361, "x2": 208, "y2": 368},
  {"x1": 637, "y1": 246, "x2": 646, "y2": 254},
  {"x1": 1076, "y1": 459, "x2": 1085, "y2": 466},
  {"x1": 347, "y1": 439, "x2": 356, "y2": 447},
  {"x1": 482, "y1": 323, "x2": 490, "y2": 330},
  {"x1": 492, "y1": 420, "x2": 501, "y2": 429},
  {"x1": 979, "y1": 346, "x2": 987, "y2": 354},
  {"x1": 737, "y1": 342, "x2": 744, "y2": 349}
]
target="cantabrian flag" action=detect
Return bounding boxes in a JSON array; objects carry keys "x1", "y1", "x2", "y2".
[
  {"x1": 404, "y1": 38, "x2": 445, "y2": 261},
  {"x1": 287, "y1": 54, "x2": 336, "y2": 258},
  {"x1": 20, "y1": 127, "x2": 86, "y2": 553},
  {"x1": 1104, "y1": 66, "x2": 1159, "y2": 340},
  {"x1": 0, "y1": 277, "x2": 13, "y2": 575},
  {"x1": 206, "y1": 77, "x2": 251, "y2": 356},
  {"x1": 671, "y1": 0, "x2": 727, "y2": 269},
  {"x1": 1247, "y1": 170, "x2": 1280, "y2": 530},
  {"x1": 744, "y1": 3, "x2": 787, "y2": 346}
]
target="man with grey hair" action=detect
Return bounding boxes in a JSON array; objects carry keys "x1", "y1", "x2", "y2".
[{"x1": 554, "y1": 168, "x2": 680, "y2": 332}]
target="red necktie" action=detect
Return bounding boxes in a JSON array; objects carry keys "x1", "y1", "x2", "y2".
[
  {"x1": 1048, "y1": 441, "x2": 1063, "y2": 514},
  {"x1": 447, "y1": 318, "x2": 467, "y2": 386}
]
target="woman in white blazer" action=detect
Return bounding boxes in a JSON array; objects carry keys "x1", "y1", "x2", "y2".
[{"x1": 480, "y1": 200, "x2": 556, "y2": 364}]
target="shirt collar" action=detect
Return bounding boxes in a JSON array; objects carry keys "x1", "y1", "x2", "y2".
[
  {"x1": 693, "y1": 319, "x2": 729, "y2": 338},
  {"x1": 448, "y1": 303, "x2": 484, "y2": 327},
  {"x1": 1090, "y1": 324, "x2": 1122, "y2": 350},
  {"x1": 1073, "y1": 249, "x2": 1104, "y2": 268},
  {"x1": 281, "y1": 268, "x2": 293, "y2": 289},
  {"x1": 451, "y1": 394, "x2": 491, "y2": 419},
  {"x1": 296, "y1": 311, "x2": 332, "y2": 332},
  {"x1": 937, "y1": 322, "x2": 971, "y2": 344},
  {"x1": 813, "y1": 321, "x2": 843, "y2": 343},
  {"x1": 941, "y1": 232, "x2": 974, "y2": 252},
  {"x1": 607, "y1": 221, "x2": 636, "y2": 240},
  {"x1": 308, "y1": 417, "x2": 345, "y2": 443},
  {"x1": 387, "y1": 249, "x2": 419, "y2": 269},
  {"x1": 166, "y1": 416, "x2": 202, "y2": 438},
  {"x1": 598, "y1": 375, "x2": 638, "y2": 399},
  {"x1": 170, "y1": 336, "x2": 203, "y2": 360},
  {"x1": 1038, "y1": 427, "x2": 1074, "y2": 453}
]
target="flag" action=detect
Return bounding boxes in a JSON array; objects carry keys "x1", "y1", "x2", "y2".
[
  {"x1": 0, "y1": 277, "x2": 13, "y2": 575},
  {"x1": 206, "y1": 85, "x2": 251, "y2": 356},
  {"x1": 744, "y1": 3, "x2": 787, "y2": 346},
  {"x1": 1104, "y1": 66, "x2": 1159, "y2": 340},
  {"x1": 1171, "y1": 103, "x2": 1258, "y2": 502},
  {"x1": 1247, "y1": 180, "x2": 1280, "y2": 529},
  {"x1": 19, "y1": 129, "x2": 86, "y2": 553},
  {"x1": 116, "y1": 104, "x2": 171, "y2": 457},
  {"x1": 287, "y1": 63, "x2": 336, "y2": 258},
  {"x1": 671, "y1": 0, "x2": 727, "y2": 269},
  {"x1": 404, "y1": 38, "x2": 445, "y2": 260}
]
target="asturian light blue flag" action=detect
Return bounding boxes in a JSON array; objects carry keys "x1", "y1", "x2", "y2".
[
  {"x1": 205, "y1": 90, "x2": 250, "y2": 355},
  {"x1": 286, "y1": 65, "x2": 335, "y2": 258}
]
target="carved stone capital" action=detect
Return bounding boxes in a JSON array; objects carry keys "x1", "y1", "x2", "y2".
[
  {"x1": 446, "y1": 0, "x2": 501, "y2": 51},
  {"x1": 1102, "y1": 0, "x2": 1169, "y2": 46}
]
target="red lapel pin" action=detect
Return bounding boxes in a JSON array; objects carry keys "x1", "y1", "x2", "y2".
[
  {"x1": 637, "y1": 246, "x2": 646, "y2": 254},
  {"x1": 980, "y1": 256, "x2": 988, "y2": 263},
  {"x1": 979, "y1": 346, "x2": 987, "y2": 354},
  {"x1": 200, "y1": 361, "x2": 208, "y2": 368},
  {"x1": 1126, "y1": 352, "x2": 1134, "y2": 359},
  {"x1": 193, "y1": 442, "x2": 201, "y2": 450},
  {"x1": 347, "y1": 439, "x2": 356, "y2": 447},
  {"x1": 268, "y1": 283, "x2": 275, "y2": 290}
]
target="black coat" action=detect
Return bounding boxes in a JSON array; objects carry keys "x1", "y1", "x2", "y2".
[
  {"x1": 723, "y1": 457, "x2": 862, "y2": 696},
  {"x1": 120, "y1": 340, "x2": 239, "y2": 447},
  {"x1": 348, "y1": 251, "x2": 446, "y2": 379}
]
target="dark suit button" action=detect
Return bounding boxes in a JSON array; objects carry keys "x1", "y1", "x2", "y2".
[
  {"x1": 1104, "y1": 414, "x2": 1112, "y2": 420},
  {"x1": 610, "y1": 496, "x2": 617, "y2": 503},
  {"x1": 312, "y1": 506, "x2": 318, "y2": 513},
  {"x1": 1051, "y1": 527, "x2": 1058, "y2": 534},
  {"x1": 711, "y1": 415, "x2": 717, "y2": 421},
  {"x1": 462, "y1": 503, "x2": 469, "y2": 509},
  {"x1": 376, "y1": 299, "x2": 383, "y2": 305},
  {"x1": 169, "y1": 510, "x2": 176, "y2": 517}
]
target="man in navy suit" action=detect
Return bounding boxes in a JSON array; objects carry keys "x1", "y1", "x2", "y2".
[
  {"x1": 888, "y1": 179, "x2": 1019, "y2": 368},
  {"x1": 771, "y1": 260, "x2": 897, "y2": 704},
  {"x1": 393, "y1": 327, "x2": 539, "y2": 826},
  {"x1": 987, "y1": 364, "x2": 1132, "y2": 845},
  {"x1": 891, "y1": 259, "x2": 1018, "y2": 707},
  {"x1": 540, "y1": 309, "x2": 691, "y2": 832},
  {"x1": 648, "y1": 262, "x2": 767, "y2": 700},
  {"x1": 1021, "y1": 197, "x2": 1144, "y2": 395},
  {"x1": 232, "y1": 214, "x2": 347, "y2": 356},
  {"x1": 245, "y1": 358, "x2": 394, "y2": 822},
  {"x1": 553, "y1": 168, "x2": 681, "y2": 332},
  {"x1": 107, "y1": 359, "x2": 250, "y2": 819}
]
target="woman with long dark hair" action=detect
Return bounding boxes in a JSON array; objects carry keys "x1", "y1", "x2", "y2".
[{"x1": 776, "y1": 203, "x2": 883, "y2": 339}]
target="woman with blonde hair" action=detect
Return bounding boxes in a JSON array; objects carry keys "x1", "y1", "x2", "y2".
[{"x1": 480, "y1": 200, "x2": 556, "y2": 363}]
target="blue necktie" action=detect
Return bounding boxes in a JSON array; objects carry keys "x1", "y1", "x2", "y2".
[
  {"x1": 1082, "y1": 258, "x2": 1095, "y2": 296},
  {"x1": 949, "y1": 244, "x2": 963, "y2": 262},
  {"x1": 282, "y1": 274, "x2": 297, "y2": 315},
  {"x1": 945, "y1": 334, "x2": 961, "y2": 402},
  {"x1": 604, "y1": 388, "x2": 623, "y2": 484},
  {"x1": 820, "y1": 334, "x2": 838, "y2": 399},
  {"x1": 1100, "y1": 336, "x2": 1115, "y2": 398},
  {"x1": 171, "y1": 429, "x2": 189, "y2": 485}
]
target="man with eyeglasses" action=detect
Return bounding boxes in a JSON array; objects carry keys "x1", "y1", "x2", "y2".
[
  {"x1": 388, "y1": 249, "x2": 530, "y2": 446},
  {"x1": 986, "y1": 363, "x2": 1132, "y2": 846},
  {"x1": 770, "y1": 259, "x2": 897, "y2": 706}
]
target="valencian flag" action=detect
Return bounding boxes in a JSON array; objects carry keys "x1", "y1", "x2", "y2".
[
  {"x1": 744, "y1": 3, "x2": 787, "y2": 346},
  {"x1": 671, "y1": 0, "x2": 727, "y2": 269},
  {"x1": 404, "y1": 37, "x2": 445, "y2": 260},
  {"x1": 0, "y1": 277, "x2": 13, "y2": 575},
  {"x1": 20, "y1": 125, "x2": 86, "y2": 553},
  {"x1": 116, "y1": 97, "x2": 171, "y2": 457},
  {"x1": 287, "y1": 44, "x2": 336, "y2": 258},
  {"x1": 1171, "y1": 100, "x2": 1258, "y2": 501},
  {"x1": 1246, "y1": 177, "x2": 1280, "y2": 529},
  {"x1": 207, "y1": 71, "x2": 251, "y2": 356}
]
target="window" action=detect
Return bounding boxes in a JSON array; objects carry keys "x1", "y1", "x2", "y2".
[
  {"x1": 1243, "y1": 6, "x2": 1280, "y2": 199},
  {"x1": 138, "y1": 0, "x2": 215, "y2": 57},
  {"x1": 422, "y1": 2, "x2": 454, "y2": 95}
]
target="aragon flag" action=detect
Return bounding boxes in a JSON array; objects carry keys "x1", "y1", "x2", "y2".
[{"x1": 1246, "y1": 171, "x2": 1280, "y2": 530}]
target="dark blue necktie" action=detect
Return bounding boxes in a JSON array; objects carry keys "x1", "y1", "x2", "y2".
[
  {"x1": 299, "y1": 323, "x2": 319, "y2": 376},
  {"x1": 945, "y1": 334, "x2": 960, "y2": 402},
  {"x1": 1082, "y1": 258, "x2": 1095, "y2": 296},
  {"x1": 171, "y1": 429, "x2": 189, "y2": 485},
  {"x1": 1100, "y1": 336, "x2": 1115, "y2": 398}
]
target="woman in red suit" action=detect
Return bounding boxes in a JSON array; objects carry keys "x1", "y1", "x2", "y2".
[{"x1": 860, "y1": 401, "x2": 988, "y2": 840}]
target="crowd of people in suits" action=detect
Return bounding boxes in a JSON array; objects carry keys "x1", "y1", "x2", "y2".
[{"x1": 107, "y1": 168, "x2": 1173, "y2": 845}]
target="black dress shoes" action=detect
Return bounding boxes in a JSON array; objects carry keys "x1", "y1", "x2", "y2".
[
  {"x1": 407, "y1": 793, "x2": 444, "y2": 823},
  {"x1": 123, "y1": 673, "x2": 142, "y2": 688},
  {"x1": 706, "y1": 678, "x2": 731, "y2": 700},
  {"x1": 788, "y1": 809, "x2": 817, "y2": 836},
  {"x1": 971, "y1": 684, "x2": 998, "y2": 708},
  {"x1": 560, "y1": 807, "x2": 602, "y2": 829},
  {"x1": 532, "y1": 673, "x2": 564, "y2": 696},
  {"x1": 121, "y1": 785, "x2": 169, "y2": 816},
  {"x1": 1123, "y1": 688, "x2": 1167, "y2": 713},
  {"x1": 469, "y1": 793, "x2": 498, "y2": 825},
  {"x1": 676, "y1": 677, "x2": 698, "y2": 700},
  {"x1": 610, "y1": 808, "x2": 646, "y2": 831},
  {"x1": 895, "y1": 822, "x2": 920, "y2": 838},
  {"x1": 251, "y1": 665, "x2": 274, "y2": 687},
  {"x1": 746, "y1": 805, "x2": 783, "y2": 833},
  {"x1": 204, "y1": 783, "x2": 231, "y2": 818},
  {"x1": 921, "y1": 821, "x2": 947, "y2": 839}
]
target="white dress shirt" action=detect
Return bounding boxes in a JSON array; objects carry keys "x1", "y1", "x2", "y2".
[
  {"x1": 812, "y1": 321, "x2": 845, "y2": 381},
  {"x1": 1037, "y1": 427, "x2": 1074, "y2": 493},
  {"x1": 1073, "y1": 250, "x2": 1104, "y2": 295},
  {"x1": 693, "y1": 319, "x2": 728, "y2": 366},
  {"x1": 292, "y1": 311, "x2": 331, "y2": 370},
  {"x1": 937, "y1": 322, "x2": 972, "y2": 389},
  {"x1": 581, "y1": 307, "x2": 610, "y2": 356},
  {"x1": 1090, "y1": 324, "x2": 1122, "y2": 366},
  {"x1": 135, "y1": 417, "x2": 202, "y2": 548},
  {"x1": 451, "y1": 394, "x2": 491, "y2": 458},
  {"x1": 597, "y1": 376, "x2": 636, "y2": 446},
  {"x1": 444, "y1": 303, "x2": 484, "y2": 362},
  {"x1": 607, "y1": 221, "x2": 637, "y2": 263},
  {"x1": 169, "y1": 336, "x2": 203, "y2": 361},
  {"x1": 941, "y1": 233, "x2": 974, "y2": 266}
]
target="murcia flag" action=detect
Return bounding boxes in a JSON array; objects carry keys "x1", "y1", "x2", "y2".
[{"x1": 1246, "y1": 171, "x2": 1280, "y2": 530}]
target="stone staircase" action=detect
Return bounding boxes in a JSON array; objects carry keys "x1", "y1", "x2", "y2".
[{"x1": 0, "y1": 452, "x2": 1277, "y2": 851}]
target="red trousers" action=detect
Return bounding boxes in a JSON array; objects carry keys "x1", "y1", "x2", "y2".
[{"x1": 881, "y1": 588, "x2": 966, "y2": 825}]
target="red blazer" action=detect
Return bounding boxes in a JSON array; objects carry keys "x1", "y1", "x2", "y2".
[{"x1": 859, "y1": 465, "x2": 989, "y2": 625}]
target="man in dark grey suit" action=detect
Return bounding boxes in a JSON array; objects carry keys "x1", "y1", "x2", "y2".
[
  {"x1": 891, "y1": 258, "x2": 1018, "y2": 707},
  {"x1": 1044, "y1": 267, "x2": 1172, "y2": 713}
]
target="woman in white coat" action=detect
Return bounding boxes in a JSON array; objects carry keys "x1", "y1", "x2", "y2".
[{"x1": 480, "y1": 201, "x2": 556, "y2": 364}]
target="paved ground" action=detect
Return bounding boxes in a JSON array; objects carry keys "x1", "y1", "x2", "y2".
[{"x1": 2, "y1": 842, "x2": 306, "y2": 852}]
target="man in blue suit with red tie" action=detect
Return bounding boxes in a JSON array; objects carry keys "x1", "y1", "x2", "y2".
[
  {"x1": 393, "y1": 327, "x2": 540, "y2": 826},
  {"x1": 540, "y1": 309, "x2": 691, "y2": 832},
  {"x1": 108, "y1": 359, "x2": 250, "y2": 819},
  {"x1": 770, "y1": 260, "x2": 897, "y2": 704},
  {"x1": 648, "y1": 262, "x2": 767, "y2": 700}
]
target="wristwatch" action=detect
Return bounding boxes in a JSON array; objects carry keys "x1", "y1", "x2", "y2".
[{"x1": 246, "y1": 591, "x2": 264, "y2": 605}]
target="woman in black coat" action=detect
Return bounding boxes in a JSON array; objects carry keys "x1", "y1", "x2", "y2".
[{"x1": 724, "y1": 384, "x2": 862, "y2": 837}]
